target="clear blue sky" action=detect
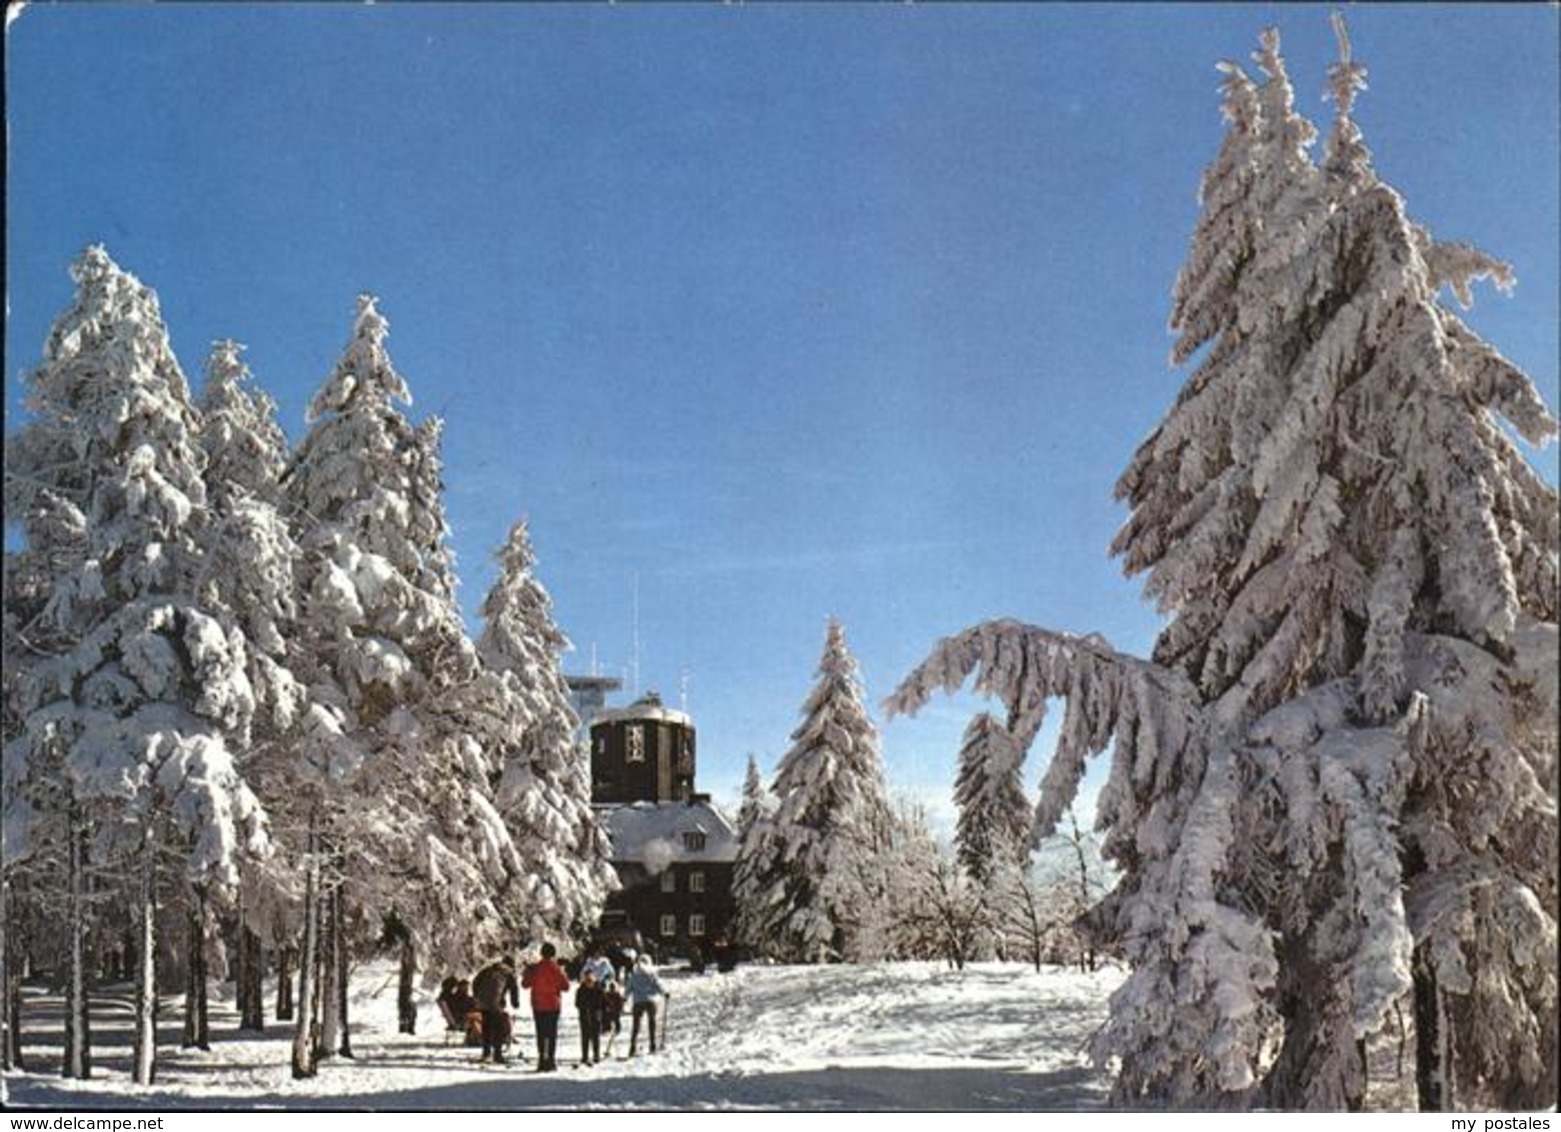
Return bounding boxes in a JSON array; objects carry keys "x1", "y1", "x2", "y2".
[{"x1": 7, "y1": 3, "x2": 1558, "y2": 828}]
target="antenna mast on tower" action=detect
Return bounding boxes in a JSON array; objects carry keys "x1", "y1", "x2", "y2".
[{"x1": 630, "y1": 571, "x2": 641, "y2": 699}]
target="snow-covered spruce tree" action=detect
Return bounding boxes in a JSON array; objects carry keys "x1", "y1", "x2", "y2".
[
  {"x1": 735, "y1": 754, "x2": 770, "y2": 842},
  {"x1": 953, "y1": 712, "x2": 1031, "y2": 892},
  {"x1": 4, "y1": 265, "x2": 109, "y2": 1078},
  {"x1": 732, "y1": 619, "x2": 894, "y2": 963},
  {"x1": 888, "y1": 25, "x2": 1556, "y2": 1111},
  {"x1": 195, "y1": 339, "x2": 307, "y2": 1035},
  {"x1": 476, "y1": 518, "x2": 616, "y2": 943},
  {"x1": 283, "y1": 296, "x2": 532, "y2": 1067},
  {"x1": 2, "y1": 247, "x2": 272, "y2": 1083}
]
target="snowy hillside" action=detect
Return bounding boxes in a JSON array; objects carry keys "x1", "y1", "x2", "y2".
[{"x1": 3, "y1": 960, "x2": 1122, "y2": 1111}]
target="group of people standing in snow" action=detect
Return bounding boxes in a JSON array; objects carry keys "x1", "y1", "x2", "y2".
[{"x1": 442, "y1": 944, "x2": 668, "y2": 1070}]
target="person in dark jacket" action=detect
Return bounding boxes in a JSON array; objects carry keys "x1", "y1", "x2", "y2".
[
  {"x1": 521, "y1": 942, "x2": 571, "y2": 1072},
  {"x1": 437, "y1": 976, "x2": 480, "y2": 1043},
  {"x1": 471, "y1": 957, "x2": 518, "y2": 1064},
  {"x1": 574, "y1": 969, "x2": 605, "y2": 1065}
]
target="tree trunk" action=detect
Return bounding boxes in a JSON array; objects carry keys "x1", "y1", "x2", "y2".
[
  {"x1": 319, "y1": 883, "x2": 341, "y2": 1059},
  {"x1": 276, "y1": 944, "x2": 295, "y2": 1022},
  {"x1": 1413, "y1": 948, "x2": 1447, "y2": 1111},
  {"x1": 182, "y1": 899, "x2": 198, "y2": 1048},
  {"x1": 1, "y1": 874, "x2": 11, "y2": 1071},
  {"x1": 397, "y1": 934, "x2": 416, "y2": 1035},
  {"x1": 6, "y1": 962, "x2": 21, "y2": 1072},
  {"x1": 240, "y1": 925, "x2": 264, "y2": 1032},
  {"x1": 1261, "y1": 927, "x2": 1366, "y2": 1110},
  {"x1": 333, "y1": 885, "x2": 353, "y2": 1058},
  {"x1": 1067, "y1": 810, "x2": 1098, "y2": 973},
  {"x1": 234, "y1": 894, "x2": 250, "y2": 1027},
  {"x1": 181, "y1": 887, "x2": 210, "y2": 1050},
  {"x1": 291, "y1": 808, "x2": 320, "y2": 1080},
  {"x1": 0, "y1": 873, "x2": 25, "y2": 1071},
  {"x1": 63, "y1": 808, "x2": 91, "y2": 1080},
  {"x1": 310, "y1": 889, "x2": 325, "y2": 1061},
  {"x1": 132, "y1": 844, "x2": 158, "y2": 1086}
]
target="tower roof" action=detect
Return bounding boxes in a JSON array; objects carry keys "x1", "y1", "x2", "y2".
[{"x1": 591, "y1": 690, "x2": 693, "y2": 729}]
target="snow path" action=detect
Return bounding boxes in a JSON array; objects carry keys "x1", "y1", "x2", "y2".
[{"x1": 3, "y1": 961, "x2": 1124, "y2": 1110}]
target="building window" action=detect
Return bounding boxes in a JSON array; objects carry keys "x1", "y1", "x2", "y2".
[
  {"x1": 594, "y1": 733, "x2": 606, "y2": 755},
  {"x1": 689, "y1": 914, "x2": 706, "y2": 938},
  {"x1": 627, "y1": 724, "x2": 645, "y2": 763},
  {"x1": 689, "y1": 871, "x2": 706, "y2": 894},
  {"x1": 682, "y1": 830, "x2": 706, "y2": 851},
  {"x1": 660, "y1": 914, "x2": 677, "y2": 938},
  {"x1": 660, "y1": 870, "x2": 676, "y2": 894}
]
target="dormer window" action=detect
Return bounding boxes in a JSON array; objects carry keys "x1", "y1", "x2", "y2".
[{"x1": 682, "y1": 830, "x2": 706, "y2": 851}]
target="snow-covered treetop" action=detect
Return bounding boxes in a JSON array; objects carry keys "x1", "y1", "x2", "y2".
[
  {"x1": 1321, "y1": 12, "x2": 1374, "y2": 188},
  {"x1": 305, "y1": 294, "x2": 411, "y2": 422},
  {"x1": 796, "y1": 619, "x2": 878, "y2": 752},
  {"x1": 288, "y1": 296, "x2": 464, "y2": 627},
  {"x1": 953, "y1": 712, "x2": 1031, "y2": 878},
  {"x1": 1110, "y1": 22, "x2": 1557, "y2": 734},
  {"x1": 199, "y1": 340, "x2": 289, "y2": 513},
  {"x1": 770, "y1": 617, "x2": 892, "y2": 838},
  {"x1": 8, "y1": 245, "x2": 207, "y2": 609},
  {"x1": 477, "y1": 519, "x2": 571, "y2": 677},
  {"x1": 736, "y1": 753, "x2": 770, "y2": 839}
]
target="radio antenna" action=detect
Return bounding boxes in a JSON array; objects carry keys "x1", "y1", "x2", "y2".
[{"x1": 630, "y1": 571, "x2": 641, "y2": 699}]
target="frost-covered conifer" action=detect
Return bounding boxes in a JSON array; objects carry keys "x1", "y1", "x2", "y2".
[
  {"x1": 195, "y1": 340, "x2": 305, "y2": 1032},
  {"x1": 952, "y1": 712, "x2": 1030, "y2": 890},
  {"x1": 3, "y1": 248, "x2": 270, "y2": 1083},
  {"x1": 733, "y1": 619, "x2": 893, "y2": 963},
  {"x1": 476, "y1": 519, "x2": 616, "y2": 941},
  {"x1": 283, "y1": 296, "x2": 530, "y2": 1067},
  {"x1": 890, "y1": 24, "x2": 1556, "y2": 1112},
  {"x1": 735, "y1": 754, "x2": 770, "y2": 841}
]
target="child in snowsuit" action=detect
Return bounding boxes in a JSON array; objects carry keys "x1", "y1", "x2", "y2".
[
  {"x1": 602, "y1": 979, "x2": 625, "y2": 1055},
  {"x1": 574, "y1": 969, "x2": 604, "y2": 1065},
  {"x1": 627, "y1": 954, "x2": 668, "y2": 1056},
  {"x1": 521, "y1": 942, "x2": 571, "y2": 1072}
]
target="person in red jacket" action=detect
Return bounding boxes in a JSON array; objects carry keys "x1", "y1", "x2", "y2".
[{"x1": 521, "y1": 942, "x2": 571, "y2": 1072}]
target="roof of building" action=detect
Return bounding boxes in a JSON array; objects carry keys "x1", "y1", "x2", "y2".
[
  {"x1": 565, "y1": 674, "x2": 624, "y2": 691},
  {"x1": 591, "y1": 690, "x2": 694, "y2": 729},
  {"x1": 598, "y1": 800, "x2": 739, "y2": 864}
]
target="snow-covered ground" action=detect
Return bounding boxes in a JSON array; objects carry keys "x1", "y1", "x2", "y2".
[{"x1": 3, "y1": 960, "x2": 1125, "y2": 1110}]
